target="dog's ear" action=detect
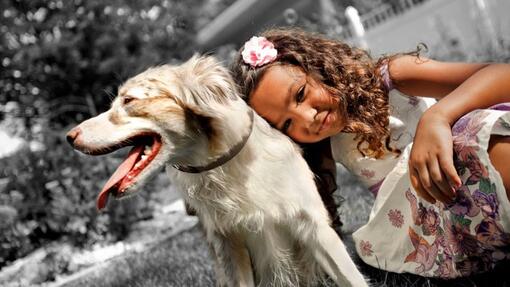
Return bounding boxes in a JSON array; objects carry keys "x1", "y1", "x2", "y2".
[
  {"x1": 183, "y1": 105, "x2": 222, "y2": 152},
  {"x1": 184, "y1": 105, "x2": 215, "y2": 140},
  {"x1": 178, "y1": 55, "x2": 239, "y2": 104}
]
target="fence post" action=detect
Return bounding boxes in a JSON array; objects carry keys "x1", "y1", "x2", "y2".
[
  {"x1": 345, "y1": 6, "x2": 368, "y2": 49},
  {"x1": 473, "y1": 0, "x2": 501, "y2": 51}
]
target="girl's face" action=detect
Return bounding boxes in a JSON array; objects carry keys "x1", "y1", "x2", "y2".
[{"x1": 249, "y1": 65, "x2": 347, "y2": 143}]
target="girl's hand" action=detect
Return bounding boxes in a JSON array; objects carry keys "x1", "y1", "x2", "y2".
[{"x1": 409, "y1": 110, "x2": 462, "y2": 204}]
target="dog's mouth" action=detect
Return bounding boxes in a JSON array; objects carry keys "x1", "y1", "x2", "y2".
[{"x1": 97, "y1": 134, "x2": 162, "y2": 210}]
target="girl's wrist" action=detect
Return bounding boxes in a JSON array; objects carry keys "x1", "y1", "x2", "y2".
[{"x1": 421, "y1": 105, "x2": 456, "y2": 127}]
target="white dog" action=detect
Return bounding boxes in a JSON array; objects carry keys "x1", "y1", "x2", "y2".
[{"x1": 67, "y1": 56, "x2": 368, "y2": 286}]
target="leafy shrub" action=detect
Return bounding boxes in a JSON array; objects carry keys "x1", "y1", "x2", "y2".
[
  {"x1": 0, "y1": 0, "x2": 205, "y2": 268},
  {"x1": 0, "y1": 129, "x2": 155, "y2": 268}
]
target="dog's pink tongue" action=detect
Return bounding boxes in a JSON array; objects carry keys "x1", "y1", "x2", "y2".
[{"x1": 97, "y1": 145, "x2": 144, "y2": 211}]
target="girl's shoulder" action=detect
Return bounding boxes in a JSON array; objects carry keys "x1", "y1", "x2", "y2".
[
  {"x1": 378, "y1": 58, "x2": 394, "y2": 92},
  {"x1": 330, "y1": 90, "x2": 435, "y2": 187}
]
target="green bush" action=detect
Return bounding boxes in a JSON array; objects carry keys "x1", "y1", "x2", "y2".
[
  {"x1": 0, "y1": 0, "x2": 204, "y2": 267},
  {"x1": 0, "y1": 130, "x2": 155, "y2": 268},
  {"x1": 1, "y1": 0, "x2": 200, "y2": 125}
]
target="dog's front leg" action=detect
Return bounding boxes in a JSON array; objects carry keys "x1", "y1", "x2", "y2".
[
  {"x1": 206, "y1": 230, "x2": 255, "y2": 287},
  {"x1": 311, "y1": 224, "x2": 369, "y2": 287}
]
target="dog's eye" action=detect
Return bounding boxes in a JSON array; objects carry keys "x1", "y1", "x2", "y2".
[{"x1": 123, "y1": 96, "x2": 136, "y2": 105}]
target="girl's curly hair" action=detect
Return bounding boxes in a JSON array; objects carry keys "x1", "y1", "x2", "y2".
[{"x1": 231, "y1": 27, "x2": 394, "y2": 158}]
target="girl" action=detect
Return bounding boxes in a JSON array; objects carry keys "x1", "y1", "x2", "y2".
[{"x1": 230, "y1": 28, "x2": 510, "y2": 278}]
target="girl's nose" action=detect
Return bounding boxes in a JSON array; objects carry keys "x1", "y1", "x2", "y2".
[{"x1": 291, "y1": 104, "x2": 317, "y2": 128}]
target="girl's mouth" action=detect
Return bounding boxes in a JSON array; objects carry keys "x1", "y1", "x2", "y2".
[{"x1": 317, "y1": 110, "x2": 332, "y2": 133}]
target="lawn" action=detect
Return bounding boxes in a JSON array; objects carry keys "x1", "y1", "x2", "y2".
[
  {"x1": 60, "y1": 166, "x2": 510, "y2": 287},
  {"x1": 61, "y1": 224, "x2": 510, "y2": 287},
  {"x1": 62, "y1": 226, "x2": 215, "y2": 287}
]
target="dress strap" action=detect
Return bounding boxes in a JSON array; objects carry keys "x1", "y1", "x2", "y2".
[{"x1": 379, "y1": 61, "x2": 394, "y2": 92}]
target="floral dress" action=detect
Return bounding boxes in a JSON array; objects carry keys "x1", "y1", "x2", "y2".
[{"x1": 330, "y1": 75, "x2": 510, "y2": 278}]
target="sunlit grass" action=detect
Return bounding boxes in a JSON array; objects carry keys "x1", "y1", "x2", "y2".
[{"x1": 63, "y1": 226, "x2": 215, "y2": 287}]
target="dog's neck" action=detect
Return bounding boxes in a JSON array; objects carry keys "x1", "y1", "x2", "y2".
[
  {"x1": 171, "y1": 99, "x2": 255, "y2": 173},
  {"x1": 173, "y1": 109, "x2": 254, "y2": 173}
]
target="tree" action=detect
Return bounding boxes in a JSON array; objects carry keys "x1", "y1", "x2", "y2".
[
  {"x1": 0, "y1": 0, "x2": 204, "y2": 269},
  {"x1": 1, "y1": 0, "x2": 201, "y2": 126}
]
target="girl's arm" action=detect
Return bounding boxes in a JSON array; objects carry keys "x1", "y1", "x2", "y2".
[{"x1": 389, "y1": 55, "x2": 510, "y2": 204}]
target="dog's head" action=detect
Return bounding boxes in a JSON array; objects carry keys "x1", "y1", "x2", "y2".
[{"x1": 66, "y1": 56, "x2": 252, "y2": 210}]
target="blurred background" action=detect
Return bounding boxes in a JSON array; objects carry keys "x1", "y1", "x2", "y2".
[{"x1": 1, "y1": 0, "x2": 509, "y2": 286}]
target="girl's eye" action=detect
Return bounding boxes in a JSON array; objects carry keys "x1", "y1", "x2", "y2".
[
  {"x1": 282, "y1": 119, "x2": 292, "y2": 134},
  {"x1": 296, "y1": 85, "x2": 305, "y2": 103}
]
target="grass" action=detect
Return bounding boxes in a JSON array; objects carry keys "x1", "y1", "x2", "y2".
[
  {"x1": 61, "y1": 223, "x2": 510, "y2": 287},
  {"x1": 61, "y1": 166, "x2": 510, "y2": 287},
  {"x1": 357, "y1": 255, "x2": 510, "y2": 287},
  {"x1": 63, "y1": 226, "x2": 215, "y2": 287}
]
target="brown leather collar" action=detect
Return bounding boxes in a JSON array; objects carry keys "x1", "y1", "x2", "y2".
[{"x1": 172, "y1": 109, "x2": 254, "y2": 173}]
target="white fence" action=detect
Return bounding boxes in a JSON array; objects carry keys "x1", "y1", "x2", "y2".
[{"x1": 343, "y1": 0, "x2": 510, "y2": 57}]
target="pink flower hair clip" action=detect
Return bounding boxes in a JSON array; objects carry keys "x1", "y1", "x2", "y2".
[{"x1": 242, "y1": 36, "x2": 277, "y2": 68}]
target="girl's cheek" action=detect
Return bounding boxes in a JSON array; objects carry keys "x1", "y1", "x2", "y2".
[{"x1": 329, "y1": 91, "x2": 339, "y2": 105}]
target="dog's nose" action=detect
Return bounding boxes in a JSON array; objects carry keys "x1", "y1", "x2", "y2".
[{"x1": 66, "y1": 127, "x2": 81, "y2": 146}]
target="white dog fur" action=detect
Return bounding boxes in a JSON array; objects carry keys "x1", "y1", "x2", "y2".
[{"x1": 67, "y1": 56, "x2": 368, "y2": 286}]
